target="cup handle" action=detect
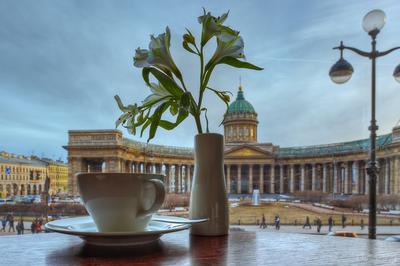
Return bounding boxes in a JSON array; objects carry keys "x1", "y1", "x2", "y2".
[{"x1": 138, "y1": 179, "x2": 166, "y2": 217}]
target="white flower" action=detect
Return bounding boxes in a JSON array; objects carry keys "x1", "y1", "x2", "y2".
[
  {"x1": 198, "y1": 9, "x2": 231, "y2": 45},
  {"x1": 209, "y1": 32, "x2": 244, "y2": 65},
  {"x1": 133, "y1": 27, "x2": 181, "y2": 78},
  {"x1": 149, "y1": 27, "x2": 182, "y2": 78},
  {"x1": 142, "y1": 82, "x2": 171, "y2": 106}
]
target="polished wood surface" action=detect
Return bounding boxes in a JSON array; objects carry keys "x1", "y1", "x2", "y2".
[{"x1": 0, "y1": 229, "x2": 399, "y2": 265}]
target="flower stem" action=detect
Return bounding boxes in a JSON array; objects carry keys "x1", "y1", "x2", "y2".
[{"x1": 195, "y1": 46, "x2": 205, "y2": 134}]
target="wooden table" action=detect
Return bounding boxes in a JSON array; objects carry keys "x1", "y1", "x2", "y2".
[{"x1": 1, "y1": 229, "x2": 399, "y2": 265}]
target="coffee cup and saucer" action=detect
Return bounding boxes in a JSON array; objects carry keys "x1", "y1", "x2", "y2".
[{"x1": 45, "y1": 173, "x2": 206, "y2": 247}]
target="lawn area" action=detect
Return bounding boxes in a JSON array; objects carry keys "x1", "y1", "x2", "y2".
[{"x1": 229, "y1": 202, "x2": 400, "y2": 225}]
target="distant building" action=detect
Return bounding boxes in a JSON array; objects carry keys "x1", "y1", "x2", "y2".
[
  {"x1": 0, "y1": 152, "x2": 68, "y2": 197},
  {"x1": 64, "y1": 85, "x2": 400, "y2": 196},
  {"x1": 40, "y1": 158, "x2": 68, "y2": 194}
]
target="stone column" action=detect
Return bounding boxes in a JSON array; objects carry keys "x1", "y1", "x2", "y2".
[
  {"x1": 185, "y1": 164, "x2": 192, "y2": 192},
  {"x1": 322, "y1": 163, "x2": 327, "y2": 193},
  {"x1": 289, "y1": 164, "x2": 294, "y2": 193},
  {"x1": 344, "y1": 162, "x2": 349, "y2": 194},
  {"x1": 279, "y1": 165, "x2": 284, "y2": 193},
  {"x1": 385, "y1": 158, "x2": 390, "y2": 194},
  {"x1": 132, "y1": 162, "x2": 137, "y2": 173},
  {"x1": 333, "y1": 162, "x2": 338, "y2": 193},
  {"x1": 190, "y1": 165, "x2": 194, "y2": 190},
  {"x1": 259, "y1": 165, "x2": 264, "y2": 194},
  {"x1": 270, "y1": 165, "x2": 275, "y2": 193},
  {"x1": 300, "y1": 164, "x2": 305, "y2": 192},
  {"x1": 393, "y1": 157, "x2": 400, "y2": 194},
  {"x1": 376, "y1": 160, "x2": 381, "y2": 194},
  {"x1": 175, "y1": 165, "x2": 181, "y2": 193},
  {"x1": 226, "y1": 164, "x2": 231, "y2": 194},
  {"x1": 389, "y1": 157, "x2": 395, "y2": 195},
  {"x1": 165, "y1": 164, "x2": 170, "y2": 193},
  {"x1": 248, "y1": 165, "x2": 253, "y2": 194},
  {"x1": 353, "y1": 161, "x2": 359, "y2": 194},
  {"x1": 237, "y1": 164, "x2": 242, "y2": 194},
  {"x1": 311, "y1": 164, "x2": 316, "y2": 191},
  {"x1": 68, "y1": 158, "x2": 88, "y2": 196},
  {"x1": 365, "y1": 160, "x2": 369, "y2": 195}
]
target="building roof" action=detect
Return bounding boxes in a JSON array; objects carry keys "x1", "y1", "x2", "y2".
[
  {"x1": 0, "y1": 156, "x2": 49, "y2": 167},
  {"x1": 123, "y1": 133, "x2": 394, "y2": 158},
  {"x1": 278, "y1": 134, "x2": 393, "y2": 157},
  {"x1": 227, "y1": 86, "x2": 256, "y2": 114}
]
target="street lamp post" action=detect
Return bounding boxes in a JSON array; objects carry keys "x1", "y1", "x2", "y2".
[{"x1": 329, "y1": 9, "x2": 400, "y2": 239}]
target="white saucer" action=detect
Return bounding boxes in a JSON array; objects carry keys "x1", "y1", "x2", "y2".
[{"x1": 45, "y1": 216, "x2": 191, "y2": 247}]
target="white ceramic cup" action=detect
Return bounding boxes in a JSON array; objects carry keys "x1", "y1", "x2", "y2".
[{"x1": 77, "y1": 173, "x2": 165, "y2": 232}]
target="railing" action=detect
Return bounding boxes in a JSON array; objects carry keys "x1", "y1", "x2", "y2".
[
  {"x1": 279, "y1": 134, "x2": 392, "y2": 157},
  {"x1": 123, "y1": 139, "x2": 194, "y2": 157}
]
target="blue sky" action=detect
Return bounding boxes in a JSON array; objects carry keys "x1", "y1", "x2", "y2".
[{"x1": 1, "y1": 0, "x2": 400, "y2": 161}]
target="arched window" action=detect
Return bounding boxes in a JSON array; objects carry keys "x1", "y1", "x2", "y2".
[{"x1": 239, "y1": 127, "x2": 243, "y2": 137}]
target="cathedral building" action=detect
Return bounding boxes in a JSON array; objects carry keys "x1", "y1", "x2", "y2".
[{"x1": 65, "y1": 85, "x2": 400, "y2": 196}]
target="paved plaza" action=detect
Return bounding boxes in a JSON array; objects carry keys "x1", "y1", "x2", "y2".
[{"x1": 235, "y1": 225, "x2": 400, "y2": 239}]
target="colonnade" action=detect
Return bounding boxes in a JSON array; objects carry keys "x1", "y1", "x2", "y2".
[
  {"x1": 0, "y1": 183, "x2": 42, "y2": 197},
  {"x1": 225, "y1": 157, "x2": 399, "y2": 195},
  {"x1": 68, "y1": 156, "x2": 399, "y2": 196},
  {"x1": 69, "y1": 157, "x2": 194, "y2": 195}
]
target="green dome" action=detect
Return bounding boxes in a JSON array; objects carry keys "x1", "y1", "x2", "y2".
[{"x1": 227, "y1": 87, "x2": 256, "y2": 114}]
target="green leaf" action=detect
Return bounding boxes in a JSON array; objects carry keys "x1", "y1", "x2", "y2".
[
  {"x1": 140, "y1": 119, "x2": 151, "y2": 138},
  {"x1": 218, "y1": 56, "x2": 263, "y2": 70},
  {"x1": 159, "y1": 108, "x2": 189, "y2": 130},
  {"x1": 143, "y1": 67, "x2": 184, "y2": 97},
  {"x1": 114, "y1": 95, "x2": 128, "y2": 112},
  {"x1": 148, "y1": 102, "x2": 168, "y2": 142},
  {"x1": 180, "y1": 91, "x2": 191, "y2": 111},
  {"x1": 142, "y1": 68, "x2": 151, "y2": 86},
  {"x1": 169, "y1": 102, "x2": 179, "y2": 116}
]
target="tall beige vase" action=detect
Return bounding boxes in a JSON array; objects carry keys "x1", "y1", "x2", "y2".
[{"x1": 189, "y1": 133, "x2": 229, "y2": 236}]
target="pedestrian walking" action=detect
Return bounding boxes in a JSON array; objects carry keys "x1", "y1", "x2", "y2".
[
  {"x1": 1, "y1": 217, "x2": 6, "y2": 232},
  {"x1": 275, "y1": 215, "x2": 280, "y2": 230},
  {"x1": 303, "y1": 216, "x2": 311, "y2": 229},
  {"x1": 31, "y1": 220, "x2": 36, "y2": 234},
  {"x1": 360, "y1": 219, "x2": 364, "y2": 230},
  {"x1": 19, "y1": 218, "x2": 24, "y2": 234},
  {"x1": 260, "y1": 214, "x2": 267, "y2": 229},
  {"x1": 316, "y1": 217, "x2": 322, "y2": 233},
  {"x1": 8, "y1": 215, "x2": 15, "y2": 232},
  {"x1": 16, "y1": 220, "x2": 22, "y2": 235},
  {"x1": 341, "y1": 214, "x2": 347, "y2": 228},
  {"x1": 36, "y1": 219, "x2": 41, "y2": 233},
  {"x1": 328, "y1": 216, "x2": 333, "y2": 232}
]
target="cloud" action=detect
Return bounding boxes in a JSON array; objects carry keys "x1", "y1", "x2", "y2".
[{"x1": 1, "y1": 0, "x2": 400, "y2": 160}]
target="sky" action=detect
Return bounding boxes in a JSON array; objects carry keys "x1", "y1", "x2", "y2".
[{"x1": 1, "y1": 0, "x2": 400, "y2": 161}]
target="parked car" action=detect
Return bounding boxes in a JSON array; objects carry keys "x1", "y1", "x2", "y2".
[
  {"x1": 384, "y1": 236, "x2": 400, "y2": 242},
  {"x1": 0, "y1": 198, "x2": 15, "y2": 205}
]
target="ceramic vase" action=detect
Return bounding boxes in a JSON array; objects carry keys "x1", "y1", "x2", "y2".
[{"x1": 189, "y1": 133, "x2": 229, "y2": 236}]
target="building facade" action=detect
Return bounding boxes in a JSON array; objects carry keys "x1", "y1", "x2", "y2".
[
  {"x1": 0, "y1": 152, "x2": 68, "y2": 197},
  {"x1": 64, "y1": 86, "x2": 400, "y2": 196},
  {"x1": 0, "y1": 154, "x2": 47, "y2": 197},
  {"x1": 41, "y1": 159, "x2": 69, "y2": 194}
]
